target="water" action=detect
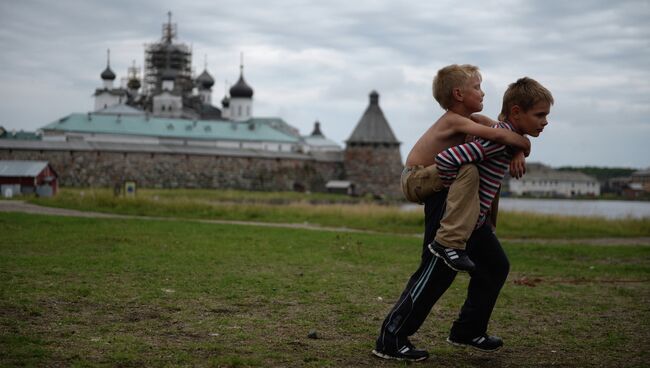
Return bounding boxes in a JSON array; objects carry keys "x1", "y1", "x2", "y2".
[{"x1": 402, "y1": 198, "x2": 650, "y2": 219}]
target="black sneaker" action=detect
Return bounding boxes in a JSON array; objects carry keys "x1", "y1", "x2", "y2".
[
  {"x1": 446, "y1": 334, "x2": 503, "y2": 352},
  {"x1": 428, "y1": 242, "x2": 476, "y2": 272},
  {"x1": 372, "y1": 340, "x2": 429, "y2": 362}
]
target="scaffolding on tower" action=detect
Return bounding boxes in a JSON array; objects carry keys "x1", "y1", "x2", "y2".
[{"x1": 143, "y1": 11, "x2": 193, "y2": 98}]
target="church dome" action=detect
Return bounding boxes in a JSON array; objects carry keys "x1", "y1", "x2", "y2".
[
  {"x1": 196, "y1": 70, "x2": 214, "y2": 89},
  {"x1": 101, "y1": 66, "x2": 116, "y2": 81},
  {"x1": 229, "y1": 75, "x2": 253, "y2": 98},
  {"x1": 221, "y1": 95, "x2": 230, "y2": 108},
  {"x1": 127, "y1": 77, "x2": 141, "y2": 90}
]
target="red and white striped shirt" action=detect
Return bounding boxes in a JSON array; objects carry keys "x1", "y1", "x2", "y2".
[{"x1": 435, "y1": 121, "x2": 517, "y2": 228}]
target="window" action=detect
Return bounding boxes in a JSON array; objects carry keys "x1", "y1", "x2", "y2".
[
  {"x1": 246, "y1": 106, "x2": 250, "y2": 116},
  {"x1": 162, "y1": 105, "x2": 166, "y2": 111},
  {"x1": 238, "y1": 106, "x2": 242, "y2": 116}
]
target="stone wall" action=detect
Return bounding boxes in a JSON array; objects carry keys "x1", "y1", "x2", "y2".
[
  {"x1": 344, "y1": 144, "x2": 403, "y2": 198},
  {"x1": 0, "y1": 148, "x2": 344, "y2": 192}
]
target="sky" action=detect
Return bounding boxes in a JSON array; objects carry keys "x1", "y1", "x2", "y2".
[{"x1": 1, "y1": 0, "x2": 649, "y2": 168}]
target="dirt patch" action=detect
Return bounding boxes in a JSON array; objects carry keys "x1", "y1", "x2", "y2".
[{"x1": 512, "y1": 276, "x2": 649, "y2": 287}]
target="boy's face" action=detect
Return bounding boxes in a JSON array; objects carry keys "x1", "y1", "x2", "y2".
[
  {"x1": 512, "y1": 101, "x2": 551, "y2": 137},
  {"x1": 461, "y1": 74, "x2": 485, "y2": 113}
]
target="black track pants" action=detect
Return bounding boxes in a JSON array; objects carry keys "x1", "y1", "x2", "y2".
[{"x1": 376, "y1": 190, "x2": 510, "y2": 350}]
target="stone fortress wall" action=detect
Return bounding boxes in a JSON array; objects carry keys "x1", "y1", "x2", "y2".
[{"x1": 0, "y1": 147, "x2": 343, "y2": 192}]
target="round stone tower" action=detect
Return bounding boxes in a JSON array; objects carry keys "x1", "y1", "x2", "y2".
[{"x1": 344, "y1": 91, "x2": 403, "y2": 198}]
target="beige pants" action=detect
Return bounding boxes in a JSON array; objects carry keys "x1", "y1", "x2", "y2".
[{"x1": 401, "y1": 164, "x2": 480, "y2": 250}]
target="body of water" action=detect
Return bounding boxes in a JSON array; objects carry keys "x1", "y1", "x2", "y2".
[{"x1": 402, "y1": 198, "x2": 650, "y2": 219}]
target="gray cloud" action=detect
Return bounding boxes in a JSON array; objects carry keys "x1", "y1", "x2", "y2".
[{"x1": 0, "y1": 0, "x2": 648, "y2": 168}]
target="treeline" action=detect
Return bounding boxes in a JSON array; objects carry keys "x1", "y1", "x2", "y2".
[{"x1": 557, "y1": 166, "x2": 637, "y2": 182}]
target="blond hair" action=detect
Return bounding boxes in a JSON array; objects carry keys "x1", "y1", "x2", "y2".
[
  {"x1": 432, "y1": 64, "x2": 481, "y2": 110},
  {"x1": 500, "y1": 77, "x2": 554, "y2": 119}
]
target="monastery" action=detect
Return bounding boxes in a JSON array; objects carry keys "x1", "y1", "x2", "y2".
[{"x1": 0, "y1": 13, "x2": 403, "y2": 197}]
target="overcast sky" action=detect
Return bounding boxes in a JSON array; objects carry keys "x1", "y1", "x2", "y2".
[{"x1": 1, "y1": 0, "x2": 649, "y2": 168}]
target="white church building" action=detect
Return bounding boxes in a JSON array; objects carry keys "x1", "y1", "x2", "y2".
[{"x1": 508, "y1": 163, "x2": 600, "y2": 197}]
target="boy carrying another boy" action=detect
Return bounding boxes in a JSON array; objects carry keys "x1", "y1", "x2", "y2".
[
  {"x1": 373, "y1": 76, "x2": 553, "y2": 362},
  {"x1": 402, "y1": 64, "x2": 529, "y2": 272}
]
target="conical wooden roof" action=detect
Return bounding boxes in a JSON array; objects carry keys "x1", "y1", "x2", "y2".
[{"x1": 347, "y1": 91, "x2": 399, "y2": 144}]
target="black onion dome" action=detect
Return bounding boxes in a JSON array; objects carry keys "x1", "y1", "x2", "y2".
[
  {"x1": 127, "y1": 78, "x2": 141, "y2": 90},
  {"x1": 196, "y1": 70, "x2": 215, "y2": 89},
  {"x1": 229, "y1": 75, "x2": 253, "y2": 98},
  {"x1": 101, "y1": 66, "x2": 116, "y2": 80},
  {"x1": 221, "y1": 95, "x2": 230, "y2": 108}
]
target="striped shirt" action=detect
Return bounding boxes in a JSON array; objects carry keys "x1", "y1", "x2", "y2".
[{"x1": 435, "y1": 121, "x2": 517, "y2": 228}]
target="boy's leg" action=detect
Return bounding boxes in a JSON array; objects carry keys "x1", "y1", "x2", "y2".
[
  {"x1": 374, "y1": 191, "x2": 457, "y2": 361},
  {"x1": 447, "y1": 223, "x2": 510, "y2": 351},
  {"x1": 435, "y1": 164, "x2": 480, "y2": 249},
  {"x1": 429, "y1": 164, "x2": 481, "y2": 272}
]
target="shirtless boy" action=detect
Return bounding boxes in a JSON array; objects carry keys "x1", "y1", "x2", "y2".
[{"x1": 401, "y1": 64, "x2": 529, "y2": 272}]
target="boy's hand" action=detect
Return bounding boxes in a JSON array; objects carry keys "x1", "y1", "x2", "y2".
[{"x1": 509, "y1": 151, "x2": 526, "y2": 179}]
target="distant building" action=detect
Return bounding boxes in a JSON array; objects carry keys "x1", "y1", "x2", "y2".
[
  {"x1": 0, "y1": 14, "x2": 406, "y2": 198},
  {"x1": 508, "y1": 163, "x2": 600, "y2": 197},
  {"x1": 630, "y1": 169, "x2": 650, "y2": 192},
  {"x1": 93, "y1": 13, "x2": 225, "y2": 120},
  {"x1": 0, "y1": 126, "x2": 41, "y2": 140},
  {"x1": 344, "y1": 91, "x2": 403, "y2": 198},
  {"x1": 0, "y1": 160, "x2": 58, "y2": 197},
  {"x1": 325, "y1": 180, "x2": 355, "y2": 196}
]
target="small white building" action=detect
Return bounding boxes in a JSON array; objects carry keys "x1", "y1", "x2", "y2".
[
  {"x1": 94, "y1": 50, "x2": 129, "y2": 111},
  {"x1": 508, "y1": 163, "x2": 600, "y2": 197},
  {"x1": 301, "y1": 121, "x2": 341, "y2": 153},
  {"x1": 630, "y1": 169, "x2": 650, "y2": 193},
  {"x1": 152, "y1": 70, "x2": 183, "y2": 118}
]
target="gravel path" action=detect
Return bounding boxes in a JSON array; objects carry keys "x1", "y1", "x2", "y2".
[{"x1": 2, "y1": 200, "x2": 648, "y2": 246}]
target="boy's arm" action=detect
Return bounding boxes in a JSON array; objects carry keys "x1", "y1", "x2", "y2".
[
  {"x1": 509, "y1": 150, "x2": 526, "y2": 179},
  {"x1": 435, "y1": 134, "x2": 510, "y2": 185},
  {"x1": 435, "y1": 140, "x2": 487, "y2": 185},
  {"x1": 452, "y1": 115, "x2": 531, "y2": 154},
  {"x1": 470, "y1": 113, "x2": 498, "y2": 127}
]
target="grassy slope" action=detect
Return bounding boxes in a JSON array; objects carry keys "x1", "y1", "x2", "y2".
[
  {"x1": 28, "y1": 188, "x2": 650, "y2": 239},
  {"x1": 1, "y1": 212, "x2": 648, "y2": 367}
]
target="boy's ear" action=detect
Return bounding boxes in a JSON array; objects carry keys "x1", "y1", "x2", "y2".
[
  {"x1": 452, "y1": 87, "x2": 463, "y2": 102},
  {"x1": 510, "y1": 105, "x2": 521, "y2": 119}
]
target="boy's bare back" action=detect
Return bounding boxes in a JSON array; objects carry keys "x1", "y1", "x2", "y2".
[{"x1": 406, "y1": 111, "x2": 473, "y2": 167}]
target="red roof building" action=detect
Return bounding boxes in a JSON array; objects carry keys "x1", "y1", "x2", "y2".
[{"x1": 0, "y1": 160, "x2": 58, "y2": 197}]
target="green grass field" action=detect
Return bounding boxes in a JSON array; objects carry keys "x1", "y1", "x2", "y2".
[
  {"x1": 28, "y1": 188, "x2": 650, "y2": 239},
  {"x1": 1, "y1": 209, "x2": 649, "y2": 367}
]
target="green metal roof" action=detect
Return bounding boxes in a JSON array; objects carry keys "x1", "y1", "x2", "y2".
[
  {"x1": 40, "y1": 113, "x2": 300, "y2": 143},
  {"x1": 0, "y1": 129, "x2": 41, "y2": 140}
]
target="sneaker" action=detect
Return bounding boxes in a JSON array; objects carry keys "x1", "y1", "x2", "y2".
[
  {"x1": 428, "y1": 242, "x2": 476, "y2": 272},
  {"x1": 446, "y1": 334, "x2": 503, "y2": 352},
  {"x1": 372, "y1": 340, "x2": 430, "y2": 362}
]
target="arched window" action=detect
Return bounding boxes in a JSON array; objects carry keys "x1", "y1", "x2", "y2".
[
  {"x1": 162, "y1": 105, "x2": 166, "y2": 111},
  {"x1": 238, "y1": 106, "x2": 242, "y2": 116}
]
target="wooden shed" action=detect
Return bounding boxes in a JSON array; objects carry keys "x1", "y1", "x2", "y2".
[{"x1": 0, "y1": 160, "x2": 58, "y2": 197}]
